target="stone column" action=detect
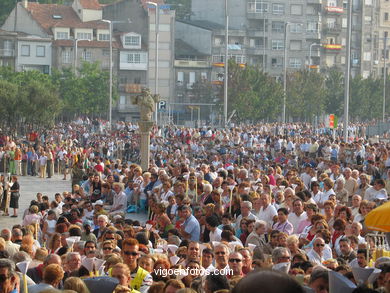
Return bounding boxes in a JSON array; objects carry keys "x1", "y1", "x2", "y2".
[{"x1": 138, "y1": 121, "x2": 154, "y2": 171}]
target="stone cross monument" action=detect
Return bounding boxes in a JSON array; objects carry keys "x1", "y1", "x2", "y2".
[{"x1": 132, "y1": 88, "x2": 159, "y2": 171}]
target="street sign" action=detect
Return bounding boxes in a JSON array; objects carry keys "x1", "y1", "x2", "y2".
[{"x1": 158, "y1": 100, "x2": 166, "y2": 112}]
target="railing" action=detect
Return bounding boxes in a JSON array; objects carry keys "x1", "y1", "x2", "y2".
[
  {"x1": 324, "y1": 6, "x2": 344, "y2": 13},
  {"x1": 323, "y1": 24, "x2": 342, "y2": 34},
  {"x1": 0, "y1": 49, "x2": 14, "y2": 57},
  {"x1": 174, "y1": 60, "x2": 211, "y2": 68},
  {"x1": 116, "y1": 104, "x2": 138, "y2": 111},
  {"x1": 118, "y1": 83, "x2": 146, "y2": 94}
]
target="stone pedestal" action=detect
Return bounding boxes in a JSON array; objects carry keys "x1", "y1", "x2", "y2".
[{"x1": 138, "y1": 121, "x2": 154, "y2": 171}]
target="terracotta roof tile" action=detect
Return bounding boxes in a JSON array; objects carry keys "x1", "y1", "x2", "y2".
[
  {"x1": 25, "y1": 2, "x2": 108, "y2": 34},
  {"x1": 79, "y1": 0, "x2": 102, "y2": 10}
]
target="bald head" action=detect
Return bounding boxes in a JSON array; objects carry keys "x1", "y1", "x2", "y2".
[{"x1": 44, "y1": 254, "x2": 62, "y2": 267}]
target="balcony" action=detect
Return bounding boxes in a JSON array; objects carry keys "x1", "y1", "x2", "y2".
[
  {"x1": 119, "y1": 83, "x2": 146, "y2": 94},
  {"x1": 247, "y1": 46, "x2": 266, "y2": 55},
  {"x1": 323, "y1": 44, "x2": 342, "y2": 51},
  {"x1": 212, "y1": 62, "x2": 246, "y2": 68},
  {"x1": 247, "y1": 29, "x2": 267, "y2": 37},
  {"x1": 0, "y1": 49, "x2": 14, "y2": 57},
  {"x1": 324, "y1": 6, "x2": 344, "y2": 13},
  {"x1": 174, "y1": 60, "x2": 211, "y2": 68},
  {"x1": 323, "y1": 24, "x2": 342, "y2": 34}
]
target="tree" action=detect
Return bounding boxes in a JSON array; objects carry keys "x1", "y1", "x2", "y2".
[
  {"x1": 286, "y1": 70, "x2": 326, "y2": 121},
  {"x1": 53, "y1": 62, "x2": 118, "y2": 119},
  {"x1": 0, "y1": 79, "x2": 19, "y2": 127},
  {"x1": 323, "y1": 68, "x2": 344, "y2": 117},
  {"x1": 226, "y1": 60, "x2": 283, "y2": 122}
]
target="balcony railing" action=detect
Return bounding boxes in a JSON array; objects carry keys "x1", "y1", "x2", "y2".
[
  {"x1": 324, "y1": 6, "x2": 344, "y2": 13},
  {"x1": 174, "y1": 60, "x2": 211, "y2": 68},
  {"x1": 116, "y1": 104, "x2": 138, "y2": 112},
  {"x1": 323, "y1": 24, "x2": 342, "y2": 34},
  {"x1": 323, "y1": 44, "x2": 342, "y2": 50},
  {"x1": 0, "y1": 49, "x2": 14, "y2": 57}
]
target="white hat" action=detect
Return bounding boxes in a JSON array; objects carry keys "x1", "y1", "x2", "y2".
[{"x1": 93, "y1": 200, "x2": 104, "y2": 206}]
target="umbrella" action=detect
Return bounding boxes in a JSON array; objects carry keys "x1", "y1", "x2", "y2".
[{"x1": 365, "y1": 201, "x2": 390, "y2": 232}]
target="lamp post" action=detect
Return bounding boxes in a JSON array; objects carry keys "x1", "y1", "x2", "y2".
[
  {"x1": 384, "y1": 36, "x2": 387, "y2": 122},
  {"x1": 309, "y1": 43, "x2": 320, "y2": 72},
  {"x1": 343, "y1": 0, "x2": 352, "y2": 142},
  {"x1": 147, "y1": 2, "x2": 159, "y2": 125},
  {"x1": 74, "y1": 39, "x2": 80, "y2": 74},
  {"x1": 223, "y1": 0, "x2": 228, "y2": 128},
  {"x1": 282, "y1": 22, "x2": 290, "y2": 124},
  {"x1": 102, "y1": 19, "x2": 113, "y2": 131}
]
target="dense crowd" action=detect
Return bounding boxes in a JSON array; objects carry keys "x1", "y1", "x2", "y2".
[{"x1": 0, "y1": 118, "x2": 389, "y2": 293}]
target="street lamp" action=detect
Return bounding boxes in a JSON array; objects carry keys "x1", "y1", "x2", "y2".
[
  {"x1": 282, "y1": 22, "x2": 291, "y2": 124},
  {"x1": 147, "y1": 1, "x2": 159, "y2": 125},
  {"x1": 343, "y1": 0, "x2": 352, "y2": 142},
  {"x1": 309, "y1": 43, "x2": 321, "y2": 72},
  {"x1": 383, "y1": 36, "x2": 387, "y2": 122},
  {"x1": 223, "y1": 0, "x2": 228, "y2": 128},
  {"x1": 102, "y1": 19, "x2": 113, "y2": 131}
]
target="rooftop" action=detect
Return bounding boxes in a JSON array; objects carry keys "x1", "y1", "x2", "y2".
[{"x1": 24, "y1": 2, "x2": 108, "y2": 34}]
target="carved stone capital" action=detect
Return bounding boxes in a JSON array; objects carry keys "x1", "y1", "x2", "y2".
[{"x1": 138, "y1": 121, "x2": 154, "y2": 133}]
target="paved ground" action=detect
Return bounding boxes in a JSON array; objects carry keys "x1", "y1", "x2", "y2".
[{"x1": 0, "y1": 174, "x2": 147, "y2": 229}]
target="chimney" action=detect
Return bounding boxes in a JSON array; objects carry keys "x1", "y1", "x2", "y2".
[{"x1": 22, "y1": 0, "x2": 28, "y2": 8}]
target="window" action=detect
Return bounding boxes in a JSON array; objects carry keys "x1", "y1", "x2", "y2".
[
  {"x1": 290, "y1": 23, "x2": 302, "y2": 33},
  {"x1": 21, "y1": 45, "x2": 30, "y2": 56},
  {"x1": 328, "y1": 0, "x2": 337, "y2": 6},
  {"x1": 82, "y1": 51, "x2": 92, "y2": 61},
  {"x1": 213, "y1": 55, "x2": 225, "y2": 63},
  {"x1": 62, "y1": 51, "x2": 71, "y2": 64},
  {"x1": 36, "y1": 46, "x2": 45, "y2": 57},
  {"x1": 124, "y1": 35, "x2": 141, "y2": 46},
  {"x1": 307, "y1": 22, "x2": 319, "y2": 33},
  {"x1": 3, "y1": 40, "x2": 13, "y2": 56},
  {"x1": 272, "y1": 3, "x2": 284, "y2": 14},
  {"x1": 201, "y1": 72, "x2": 207, "y2": 80},
  {"x1": 103, "y1": 49, "x2": 110, "y2": 56},
  {"x1": 271, "y1": 57, "x2": 282, "y2": 67},
  {"x1": 272, "y1": 21, "x2": 284, "y2": 33},
  {"x1": 385, "y1": 13, "x2": 389, "y2": 21},
  {"x1": 126, "y1": 53, "x2": 146, "y2": 64},
  {"x1": 291, "y1": 4, "x2": 302, "y2": 15},
  {"x1": 234, "y1": 55, "x2": 246, "y2": 64},
  {"x1": 272, "y1": 40, "x2": 284, "y2": 50},
  {"x1": 342, "y1": 18, "x2": 347, "y2": 28},
  {"x1": 289, "y1": 58, "x2": 301, "y2": 68},
  {"x1": 177, "y1": 72, "x2": 184, "y2": 84},
  {"x1": 248, "y1": 1, "x2": 268, "y2": 12},
  {"x1": 189, "y1": 72, "x2": 195, "y2": 86},
  {"x1": 77, "y1": 32, "x2": 92, "y2": 40},
  {"x1": 99, "y1": 34, "x2": 110, "y2": 41},
  {"x1": 56, "y1": 32, "x2": 68, "y2": 40},
  {"x1": 363, "y1": 52, "x2": 371, "y2": 61}
]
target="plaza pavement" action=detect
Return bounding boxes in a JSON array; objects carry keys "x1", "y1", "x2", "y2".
[{"x1": 0, "y1": 174, "x2": 147, "y2": 229}]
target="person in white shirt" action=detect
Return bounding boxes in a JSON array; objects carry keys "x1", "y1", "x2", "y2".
[
  {"x1": 206, "y1": 215, "x2": 222, "y2": 242},
  {"x1": 235, "y1": 201, "x2": 258, "y2": 231},
  {"x1": 202, "y1": 248, "x2": 216, "y2": 272},
  {"x1": 364, "y1": 179, "x2": 388, "y2": 202},
  {"x1": 288, "y1": 198, "x2": 307, "y2": 234},
  {"x1": 307, "y1": 237, "x2": 327, "y2": 265},
  {"x1": 258, "y1": 193, "x2": 277, "y2": 230}
]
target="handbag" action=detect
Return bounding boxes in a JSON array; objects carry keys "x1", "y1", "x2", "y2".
[{"x1": 126, "y1": 205, "x2": 138, "y2": 213}]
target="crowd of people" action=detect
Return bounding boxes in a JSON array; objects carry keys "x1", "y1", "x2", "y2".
[{"x1": 0, "y1": 118, "x2": 389, "y2": 293}]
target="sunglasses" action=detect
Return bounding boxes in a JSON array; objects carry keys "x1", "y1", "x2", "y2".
[
  {"x1": 123, "y1": 251, "x2": 138, "y2": 256},
  {"x1": 229, "y1": 259, "x2": 242, "y2": 263},
  {"x1": 103, "y1": 247, "x2": 113, "y2": 250},
  {"x1": 316, "y1": 244, "x2": 325, "y2": 247}
]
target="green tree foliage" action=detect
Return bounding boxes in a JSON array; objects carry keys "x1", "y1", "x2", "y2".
[
  {"x1": 0, "y1": 67, "x2": 62, "y2": 130},
  {"x1": 286, "y1": 70, "x2": 326, "y2": 121},
  {"x1": 227, "y1": 61, "x2": 283, "y2": 122},
  {"x1": 52, "y1": 61, "x2": 117, "y2": 119},
  {"x1": 323, "y1": 68, "x2": 344, "y2": 117}
]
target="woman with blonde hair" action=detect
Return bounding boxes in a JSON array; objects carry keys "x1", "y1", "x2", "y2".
[{"x1": 63, "y1": 277, "x2": 90, "y2": 293}]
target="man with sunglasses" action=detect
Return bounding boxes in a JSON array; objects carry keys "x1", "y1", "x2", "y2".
[
  {"x1": 228, "y1": 252, "x2": 244, "y2": 279},
  {"x1": 121, "y1": 238, "x2": 152, "y2": 293},
  {"x1": 307, "y1": 238, "x2": 326, "y2": 265}
]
